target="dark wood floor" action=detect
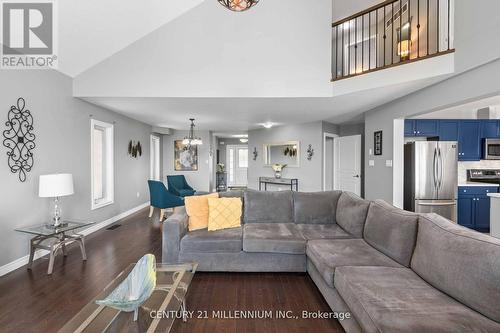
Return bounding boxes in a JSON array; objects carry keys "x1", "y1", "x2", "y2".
[{"x1": 0, "y1": 209, "x2": 344, "y2": 333}]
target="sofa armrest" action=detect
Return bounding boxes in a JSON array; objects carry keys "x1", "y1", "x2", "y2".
[{"x1": 162, "y1": 209, "x2": 188, "y2": 263}]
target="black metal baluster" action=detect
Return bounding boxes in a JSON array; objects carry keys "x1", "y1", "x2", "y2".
[
  {"x1": 376, "y1": 9, "x2": 379, "y2": 68},
  {"x1": 408, "y1": 0, "x2": 411, "y2": 58},
  {"x1": 427, "y1": 0, "x2": 430, "y2": 55},
  {"x1": 437, "y1": 0, "x2": 440, "y2": 53},
  {"x1": 335, "y1": 25, "x2": 339, "y2": 79},
  {"x1": 362, "y1": 14, "x2": 364, "y2": 72},
  {"x1": 447, "y1": 0, "x2": 450, "y2": 50},
  {"x1": 383, "y1": 6, "x2": 386, "y2": 66},
  {"x1": 369, "y1": 12, "x2": 371, "y2": 69},
  {"x1": 348, "y1": 20, "x2": 351, "y2": 75},
  {"x1": 399, "y1": 0, "x2": 402, "y2": 62},
  {"x1": 417, "y1": 0, "x2": 420, "y2": 57},
  {"x1": 355, "y1": 17, "x2": 357, "y2": 74},
  {"x1": 342, "y1": 24, "x2": 345, "y2": 77},
  {"x1": 392, "y1": 2, "x2": 394, "y2": 64}
]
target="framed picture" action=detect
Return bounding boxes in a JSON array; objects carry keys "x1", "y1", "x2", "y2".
[
  {"x1": 374, "y1": 131, "x2": 383, "y2": 156},
  {"x1": 174, "y1": 140, "x2": 198, "y2": 171}
]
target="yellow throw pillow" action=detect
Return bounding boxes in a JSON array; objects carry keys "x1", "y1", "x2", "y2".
[
  {"x1": 207, "y1": 197, "x2": 242, "y2": 231},
  {"x1": 185, "y1": 193, "x2": 219, "y2": 231}
]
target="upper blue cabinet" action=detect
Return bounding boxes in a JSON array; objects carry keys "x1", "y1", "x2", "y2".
[
  {"x1": 458, "y1": 121, "x2": 481, "y2": 161},
  {"x1": 480, "y1": 120, "x2": 500, "y2": 138},
  {"x1": 404, "y1": 120, "x2": 439, "y2": 137},
  {"x1": 406, "y1": 119, "x2": 500, "y2": 161}
]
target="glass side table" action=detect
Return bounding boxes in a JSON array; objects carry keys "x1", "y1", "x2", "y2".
[{"x1": 15, "y1": 220, "x2": 94, "y2": 275}]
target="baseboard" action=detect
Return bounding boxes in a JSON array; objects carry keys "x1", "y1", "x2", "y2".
[{"x1": 0, "y1": 202, "x2": 149, "y2": 277}]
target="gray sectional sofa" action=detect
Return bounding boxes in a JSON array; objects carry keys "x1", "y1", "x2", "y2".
[{"x1": 162, "y1": 190, "x2": 500, "y2": 333}]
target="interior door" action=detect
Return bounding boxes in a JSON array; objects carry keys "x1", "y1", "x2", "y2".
[
  {"x1": 324, "y1": 136, "x2": 334, "y2": 191},
  {"x1": 227, "y1": 145, "x2": 248, "y2": 187},
  {"x1": 334, "y1": 135, "x2": 361, "y2": 196},
  {"x1": 150, "y1": 135, "x2": 160, "y2": 180}
]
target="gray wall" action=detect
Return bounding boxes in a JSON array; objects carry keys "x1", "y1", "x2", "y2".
[
  {"x1": 364, "y1": 58, "x2": 500, "y2": 202},
  {"x1": 162, "y1": 130, "x2": 212, "y2": 192},
  {"x1": 248, "y1": 121, "x2": 326, "y2": 192},
  {"x1": 0, "y1": 70, "x2": 152, "y2": 267}
]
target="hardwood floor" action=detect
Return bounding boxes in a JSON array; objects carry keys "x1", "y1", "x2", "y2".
[{"x1": 0, "y1": 209, "x2": 345, "y2": 333}]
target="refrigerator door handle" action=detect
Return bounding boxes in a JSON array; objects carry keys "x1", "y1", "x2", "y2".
[
  {"x1": 417, "y1": 201, "x2": 456, "y2": 206},
  {"x1": 438, "y1": 147, "x2": 444, "y2": 190},
  {"x1": 433, "y1": 148, "x2": 438, "y2": 190}
]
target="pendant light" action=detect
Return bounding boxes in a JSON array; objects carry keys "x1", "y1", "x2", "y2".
[
  {"x1": 182, "y1": 118, "x2": 203, "y2": 146},
  {"x1": 217, "y1": 0, "x2": 259, "y2": 12}
]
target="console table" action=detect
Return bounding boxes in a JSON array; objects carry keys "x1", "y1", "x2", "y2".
[{"x1": 259, "y1": 177, "x2": 299, "y2": 191}]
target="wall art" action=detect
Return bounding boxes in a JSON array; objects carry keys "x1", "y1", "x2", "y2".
[
  {"x1": 128, "y1": 140, "x2": 142, "y2": 158},
  {"x1": 174, "y1": 140, "x2": 198, "y2": 171},
  {"x1": 3, "y1": 98, "x2": 36, "y2": 182}
]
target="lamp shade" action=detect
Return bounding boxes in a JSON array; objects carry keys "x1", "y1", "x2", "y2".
[{"x1": 39, "y1": 174, "x2": 74, "y2": 198}]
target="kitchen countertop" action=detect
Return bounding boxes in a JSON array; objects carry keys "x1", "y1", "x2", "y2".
[
  {"x1": 487, "y1": 193, "x2": 500, "y2": 198},
  {"x1": 458, "y1": 182, "x2": 500, "y2": 187}
]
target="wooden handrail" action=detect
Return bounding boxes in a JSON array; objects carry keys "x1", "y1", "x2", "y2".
[{"x1": 332, "y1": 0, "x2": 400, "y2": 27}]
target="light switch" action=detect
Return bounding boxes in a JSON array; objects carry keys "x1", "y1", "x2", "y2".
[
  {"x1": 386, "y1": 160, "x2": 393, "y2": 167},
  {"x1": 369, "y1": 148, "x2": 373, "y2": 156},
  {"x1": 369, "y1": 160, "x2": 375, "y2": 167}
]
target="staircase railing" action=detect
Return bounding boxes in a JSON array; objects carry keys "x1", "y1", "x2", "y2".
[{"x1": 332, "y1": 0, "x2": 454, "y2": 81}]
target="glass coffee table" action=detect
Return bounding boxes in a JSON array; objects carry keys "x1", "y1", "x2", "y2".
[
  {"x1": 58, "y1": 262, "x2": 198, "y2": 333},
  {"x1": 15, "y1": 220, "x2": 94, "y2": 275}
]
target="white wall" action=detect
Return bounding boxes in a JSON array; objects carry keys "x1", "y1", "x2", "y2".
[
  {"x1": 0, "y1": 70, "x2": 152, "y2": 268},
  {"x1": 162, "y1": 130, "x2": 212, "y2": 192},
  {"x1": 74, "y1": 0, "x2": 332, "y2": 98}
]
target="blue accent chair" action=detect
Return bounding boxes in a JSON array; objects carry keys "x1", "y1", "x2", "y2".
[
  {"x1": 148, "y1": 180, "x2": 185, "y2": 220},
  {"x1": 167, "y1": 175, "x2": 196, "y2": 197}
]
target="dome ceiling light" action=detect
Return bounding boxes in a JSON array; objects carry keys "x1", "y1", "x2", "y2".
[{"x1": 217, "y1": 0, "x2": 259, "y2": 12}]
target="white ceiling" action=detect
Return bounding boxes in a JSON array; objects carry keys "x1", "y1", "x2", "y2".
[
  {"x1": 82, "y1": 75, "x2": 445, "y2": 130},
  {"x1": 58, "y1": 0, "x2": 204, "y2": 76}
]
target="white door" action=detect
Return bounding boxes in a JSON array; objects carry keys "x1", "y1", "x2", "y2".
[
  {"x1": 334, "y1": 135, "x2": 362, "y2": 196},
  {"x1": 150, "y1": 135, "x2": 160, "y2": 180},
  {"x1": 227, "y1": 145, "x2": 248, "y2": 187}
]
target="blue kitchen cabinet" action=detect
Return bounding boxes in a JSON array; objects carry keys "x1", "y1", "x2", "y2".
[
  {"x1": 404, "y1": 120, "x2": 415, "y2": 136},
  {"x1": 458, "y1": 186, "x2": 495, "y2": 231},
  {"x1": 457, "y1": 196, "x2": 475, "y2": 229},
  {"x1": 404, "y1": 120, "x2": 438, "y2": 137},
  {"x1": 415, "y1": 120, "x2": 439, "y2": 137},
  {"x1": 480, "y1": 120, "x2": 500, "y2": 139},
  {"x1": 458, "y1": 121, "x2": 481, "y2": 161},
  {"x1": 439, "y1": 120, "x2": 459, "y2": 141},
  {"x1": 475, "y1": 196, "x2": 491, "y2": 231}
]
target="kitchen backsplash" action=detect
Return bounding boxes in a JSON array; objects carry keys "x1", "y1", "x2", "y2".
[{"x1": 458, "y1": 160, "x2": 500, "y2": 184}]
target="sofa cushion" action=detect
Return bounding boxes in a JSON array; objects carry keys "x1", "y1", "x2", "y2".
[
  {"x1": 334, "y1": 266, "x2": 500, "y2": 333},
  {"x1": 180, "y1": 227, "x2": 242, "y2": 253},
  {"x1": 243, "y1": 190, "x2": 293, "y2": 224},
  {"x1": 411, "y1": 213, "x2": 500, "y2": 323},
  {"x1": 243, "y1": 223, "x2": 305, "y2": 254},
  {"x1": 207, "y1": 197, "x2": 242, "y2": 231},
  {"x1": 185, "y1": 193, "x2": 219, "y2": 231},
  {"x1": 306, "y1": 239, "x2": 402, "y2": 288},
  {"x1": 296, "y1": 224, "x2": 352, "y2": 240},
  {"x1": 335, "y1": 192, "x2": 370, "y2": 238},
  {"x1": 292, "y1": 191, "x2": 342, "y2": 224},
  {"x1": 363, "y1": 200, "x2": 418, "y2": 267}
]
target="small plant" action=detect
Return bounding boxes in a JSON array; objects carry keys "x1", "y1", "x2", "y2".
[
  {"x1": 271, "y1": 164, "x2": 287, "y2": 179},
  {"x1": 216, "y1": 163, "x2": 225, "y2": 173}
]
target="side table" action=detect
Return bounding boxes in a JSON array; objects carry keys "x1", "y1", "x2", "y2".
[{"x1": 16, "y1": 220, "x2": 94, "y2": 275}]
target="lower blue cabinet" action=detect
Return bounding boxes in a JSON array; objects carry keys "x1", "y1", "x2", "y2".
[{"x1": 458, "y1": 187, "x2": 494, "y2": 231}]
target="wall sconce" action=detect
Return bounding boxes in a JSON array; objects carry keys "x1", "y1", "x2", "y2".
[
  {"x1": 306, "y1": 144, "x2": 314, "y2": 161},
  {"x1": 252, "y1": 147, "x2": 258, "y2": 161}
]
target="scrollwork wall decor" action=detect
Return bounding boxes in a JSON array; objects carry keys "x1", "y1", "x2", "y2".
[
  {"x1": 128, "y1": 140, "x2": 142, "y2": 158},
  {"x1": 3, "y1": 98, "x2": 36, "y2": 182}
]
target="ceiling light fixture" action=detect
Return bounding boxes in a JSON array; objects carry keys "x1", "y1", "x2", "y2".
[
  {"x1": 217, "y1": 0, "x2": 259, "y2": 12},
  {"x1": 262, "y1": 122, "x2": 274, "y2": 129},
  {"x1": 182, "y1": 118, "x2": 203, "y2": 146},
  {"x1": 240, "y1": 138, "x2": 249, "y2": 143}
]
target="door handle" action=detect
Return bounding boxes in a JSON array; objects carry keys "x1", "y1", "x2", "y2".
[
  {"x1": 417, "y1": 202, "x2": 456, "y2": 206},
  {"x1": 353, "y1": 175, "x2": 360, "y2": 178}
]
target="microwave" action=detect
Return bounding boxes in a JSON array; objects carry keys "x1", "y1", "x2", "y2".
[{"x1": 484, "y1": 139, "x2": 500, "y2": 160}]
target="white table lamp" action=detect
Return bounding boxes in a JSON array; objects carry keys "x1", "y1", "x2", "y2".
[{"x1": 39, "y1": 174, "x2": 74, "y2": 227}]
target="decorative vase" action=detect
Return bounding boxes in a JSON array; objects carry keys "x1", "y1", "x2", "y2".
[{"x1": 275, "y1": 170, "x2": 282, "y2": 179}]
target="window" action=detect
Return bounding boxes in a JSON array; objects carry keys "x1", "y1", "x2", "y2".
[
  {"x1": 150, "y1": 135, "x2": 161, "y2": 180},
  {"x1": 91, "y1": 119, "x2": 114, "y2": 210},
  {"x1": 238, "y1": 148, "x2": 248, "y2": 168}
]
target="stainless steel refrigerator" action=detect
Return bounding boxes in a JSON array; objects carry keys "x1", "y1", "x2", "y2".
[{"x1": 404, "y1": 141, "x2": 458, "y2": 222}]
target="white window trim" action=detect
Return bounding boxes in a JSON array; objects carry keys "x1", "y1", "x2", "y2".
[
  {"x1": 90, "y1": 119, "x2": 114, "y2": 210},
  {"x1": 150, "y1": 134, "x2": 161, "y2": 180}
]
